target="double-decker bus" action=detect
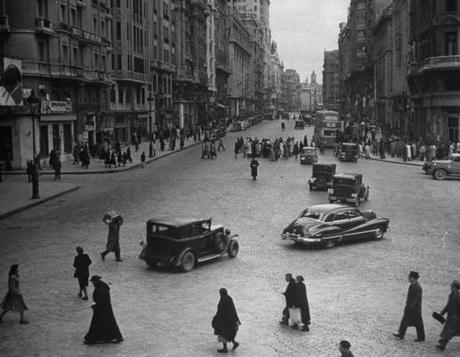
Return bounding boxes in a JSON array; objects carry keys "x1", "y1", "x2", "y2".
[{"x1": 313, "y1": 110, "x2": 343, "y2": 147}]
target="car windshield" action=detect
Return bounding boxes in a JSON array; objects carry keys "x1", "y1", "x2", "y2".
[
  {"x1": 303, "y1": 149, "x2": 315, "y2": 154},
  {"x1": 334, "y1": 177, "x2": 355, "y2": 185},
  {"x1": 301, "y1": 210, "x2": 322, "y2": 220}
]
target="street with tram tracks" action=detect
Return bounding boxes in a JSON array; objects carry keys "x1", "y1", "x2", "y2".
[{"x1": 0, "y1": 119, "x2": 459, "y2": 357}]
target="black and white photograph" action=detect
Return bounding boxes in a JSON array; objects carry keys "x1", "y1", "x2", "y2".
[{"x1": 0, "y1": 0, "x2": 460, "y2": 356}]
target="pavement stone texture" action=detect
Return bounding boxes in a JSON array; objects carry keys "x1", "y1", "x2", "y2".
[{"x1": 0, "y1": 119, "x2": 459, "y2": 357}]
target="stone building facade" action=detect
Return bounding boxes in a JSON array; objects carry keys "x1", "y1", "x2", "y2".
[{"x1": 322, "y1": 50, "x2": 342, "y2": 111}]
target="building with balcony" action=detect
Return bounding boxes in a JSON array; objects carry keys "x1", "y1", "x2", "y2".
[
  {"x1": 408, "y1": 0, "x2": 460, "y2": 143},
  {"x1": 322, "y1": 50, "x2": 342, "y2": 111},
  {"x1": 0, "y1": 0, "x2": 112, "y2": 169},
  {"x1": 174, "y1": 0, "x2": 209, "y2": 131},
  {"x1": 284, "y1": 69, "x2": 300, "y2": 112}
]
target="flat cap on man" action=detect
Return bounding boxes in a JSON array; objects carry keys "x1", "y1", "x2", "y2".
[{"x1": 409, "y1": 271, "x2": 420, "y2": 279}]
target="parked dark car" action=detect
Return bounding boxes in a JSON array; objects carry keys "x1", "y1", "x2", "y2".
[
  {"x1": 328, "y1": 173, "x2": 369, "y2": 206},
  {"x1": 281, "y1": 204, "x2": 389, "y2": 248},
  {"x1": 300, "y1": 147, "x2": 318, "y2": 164},
  {"x1": 139, "y1": 217, "x2": 239, "y2": 272},
  {"x1": 294, "y1": 120, "x2": 305, "y2": 130},
  {"x1": 338, "y1": 142, "x2": 359, "y2": 162},
  {"x1": 308, "y1": 163, "x2": 336, "y2": 190}
]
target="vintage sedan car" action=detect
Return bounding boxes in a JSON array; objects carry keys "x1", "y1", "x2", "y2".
[
  {"x1": 300, "y1": 147, "x2": 318, "y2": 165},
  {"x1": 294, "y1": 120, "x2": 305, "y2": 130},
  {"x1": 338, "y1": 142, "x2": 359, "y2": 162},
  {"x1": 328, "y1": 173, "x2": 369, "y2": 206},
  {"x1": 423, "y1": 153, "x2": 460, "y2": 180},
  {"x1": 308, "y1": 163, "x2": 336, "y2": 190},
  {"x1": 281, "y1": 204, "x2": 389, "y2": 248},
  {"x1": 139, "y1": 217, "x2": 239, "y2": 272}
]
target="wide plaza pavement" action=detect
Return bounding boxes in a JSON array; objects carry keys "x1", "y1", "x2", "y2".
[{"x1": 0, "y1": 119, "x2": 459, "y2": 357}]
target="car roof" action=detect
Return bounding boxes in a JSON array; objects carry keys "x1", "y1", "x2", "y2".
[
  {"x1": 313, "y1": 163, "x2": 336, "y2": 168},
  {"x1": 147, "y1": 217, "x2": 211, "y2": 227},
  {"x1": 334, "y1": 173, "x2": 362, "y2": 179},
  {"x1": 307, "y1": 203, "x2": 350, "y2": 213}
]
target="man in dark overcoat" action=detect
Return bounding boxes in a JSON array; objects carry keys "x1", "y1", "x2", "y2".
[
  {"x1": 393, "y1": 271, "x2": 425, "y2": 341},
  {"x1": 280, "y1": 273, "x2": 296, "y2": 325},
  {"x1": 100, "y1": 216, "x2": 123, "y2": 262},
  {"x1": 84, "y1": 275, "x2": 123, "y2": 345},
  {"x1": 436, "y1": 280, "x2": 460, "y2": 351}
]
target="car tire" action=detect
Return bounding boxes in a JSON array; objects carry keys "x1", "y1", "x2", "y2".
[
  {"x1": 329, "y1": 199, "x2": 334, "y2": 203},
  {"x1": 323, "y1": 239, "x2": 337, "y2": 249},
  {"x1": 180, "y1": 251, "x2": 195, "y2": 272},
  {"x1": 433, "y1": 169, "x2": 447, "y2": 180},
  {"x1": 228, "y1": 240, "x2": 239, "y2": 258},
  {"x1": 374, "y1": 228, "x2": 384, "y2": 240}
]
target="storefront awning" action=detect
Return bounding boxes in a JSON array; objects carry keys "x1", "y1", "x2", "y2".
[{"x1": 40, "y1": 114, "x2": 77, "y2": 122}]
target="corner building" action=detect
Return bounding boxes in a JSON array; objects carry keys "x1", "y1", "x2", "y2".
[{"x1": 0, "y1": 0, "x2": 112, "y2": 168}]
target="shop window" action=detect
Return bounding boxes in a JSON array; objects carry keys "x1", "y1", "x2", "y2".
[
  {"x1": 39, "y1": 126, "x2": 49, "y2": 157},
  {"x1": 448, "y1": 117, "x2": 459, "y2": 142}
]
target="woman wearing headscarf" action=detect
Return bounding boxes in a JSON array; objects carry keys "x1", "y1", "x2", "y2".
[
  {"x1": 84, "y1": 275, "x2": 123, "y2": 345},
  {"x1": 294, "y1": 275, "x2": 311, "y2": 332},
  {"x1": 0, "y1": 264, "x2": 28, "y2": 324},
  {"x1": 212, "y1": 288, "x2": 241, "y2": 353}
]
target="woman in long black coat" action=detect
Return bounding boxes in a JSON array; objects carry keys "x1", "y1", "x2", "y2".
[
  {"x1": 84, "y1": 275, "x2": 123, "y2": 345},
  {"x1": 212, "y1": 288, "x2": 241, "y2": 353},
  {"x1": 294, "y1": 275, "x2": 311, "y2": 331}
]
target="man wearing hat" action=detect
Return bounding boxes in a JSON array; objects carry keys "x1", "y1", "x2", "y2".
[
  {"x1": 393, "y1": 271, "x2": 425, "y2": 341},
  {"x1": 436, "y1": 280, "x2": 460, "y2": 351}
]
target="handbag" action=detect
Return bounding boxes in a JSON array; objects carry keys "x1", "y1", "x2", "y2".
[
  {"x1": 288, "y1": 307, "x2": 302, "y2": 327},
  {"x1": 432, "y1": 311, "x2": 445, "y2": 324}
]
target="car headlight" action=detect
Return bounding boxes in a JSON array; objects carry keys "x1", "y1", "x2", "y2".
[{"x1": 351, "y1": 193, "x2": 357, "y2": 198}]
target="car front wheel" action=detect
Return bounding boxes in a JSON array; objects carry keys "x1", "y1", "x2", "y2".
[
  {"x1": 433, "y1": 169, "x2": 447, "y2": 180},
  {"x1": 374, "y1": 228, "x2": 384, "y2": 240},
  {"x1": 180, "y1": 251, "x2": 195, "y2": 272},
  {"x1": 228, "y1": 240, "x2": 239, "y2": 258}
]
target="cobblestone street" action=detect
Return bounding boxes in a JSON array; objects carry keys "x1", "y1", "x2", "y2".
[{"x1": 0, "y1": 119, "x2": 459, "y2": 357}]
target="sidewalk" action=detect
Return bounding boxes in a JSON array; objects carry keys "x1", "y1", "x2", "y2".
[
  {"x1": 0, "y1": 181, "x2": 80, "y2": 219},
  {"x1": 367, "y1": 153, "x2": 424, "y2": 167},
  {"x1": 3, "y1": 136, "x2": 202, "y2": 176}
]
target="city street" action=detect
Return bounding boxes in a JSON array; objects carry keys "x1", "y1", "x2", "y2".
[{"x1": 0, "y1": 119, "x2": 459, "y2": 357}]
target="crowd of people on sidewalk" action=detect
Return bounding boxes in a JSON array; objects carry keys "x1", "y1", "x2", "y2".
[{"x1": 338, "y1": 122, "x2": 460, "y2": 162}]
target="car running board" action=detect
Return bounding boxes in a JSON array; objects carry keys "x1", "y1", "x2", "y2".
[{"x1": 197, "y1": 253, "x2": 223, "y2": 263}]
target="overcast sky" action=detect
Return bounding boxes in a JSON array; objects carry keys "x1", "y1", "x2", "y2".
[{"x1": 270, "y1": 0, "x2": 349, "y2": 84}]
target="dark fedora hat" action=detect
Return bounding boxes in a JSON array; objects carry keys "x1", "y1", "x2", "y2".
[
  {"x1": 409, "y1": 271, "x2": 419, "y2": 279},
  {"x1": 90, "y1": 275, "x2": 102, "y2": 282}
]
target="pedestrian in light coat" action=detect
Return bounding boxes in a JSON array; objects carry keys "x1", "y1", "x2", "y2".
[
  {"x1": 393, "y1": 271, "x2": 425, "y2": 341},
  {"x1": 436, "y1": 280, "x2": 460, "y2": 351}
]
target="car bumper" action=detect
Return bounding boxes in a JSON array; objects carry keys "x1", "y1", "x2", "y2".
[{"x1": 281, "y1": 233, "x2": 322, "y2": 244}]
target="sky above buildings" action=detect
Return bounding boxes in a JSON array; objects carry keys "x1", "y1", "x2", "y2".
[{"x1": 270, "y1": 0, "x2": 349, "y2": 84}]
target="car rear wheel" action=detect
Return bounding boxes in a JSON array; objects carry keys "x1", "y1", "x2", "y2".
[
  {"x1": 228, "y1": 240, "x2": 239, "y2": 258},
  {"x1": 146, "y1": 260, "x2": 157, "y2": 269},
  {"x1": 433, "y1": 169, "x2": 447, "y2": 180},
  {"x1": 374, "y1": 228, "x2": 384, "y2": 240},
  {"x1": 180, "y1": 251, "x2": 195, "y2": 272},
  {"x1": 323, "y1": 239, "x2": 337, "y2": 249}
]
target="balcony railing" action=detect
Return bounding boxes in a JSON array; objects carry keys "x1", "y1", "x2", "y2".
[
  {"x1": 35, "y1": 17, "x2": 53, "y2": 33},
  {"x1": 0, "y1": 15, "x2": 10, "y2": 31},
  {"x1": 418, "y1": 55, "x2": 460, "y2": 72}
]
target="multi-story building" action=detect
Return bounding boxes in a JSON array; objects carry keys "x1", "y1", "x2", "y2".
[
  {"x1": 322, "y1": 50, "x2": 342, "y2": 111},
  {"x1": 284, "y1": 69, "x2": 300, "y2": 112},
  {"x1": 300, "y1": 72, "x2": 322, "y2": 112},
  {"x1": 270, "y1": 42, "x2": 284, "y2": 111},
  {"x1": 106, "y1": 0, "x2": 152, "y2": 145},
  {"x1": 0, "y1": 0, "x2": 112, "y2": 168},
  {"x1": 408, "y1": 0, "x2": 460, "y2": 143},
  {"x1": 175, "y1": 0, "x2": 208, "y2": 130},
  {"x1": 227, "y1": 13, "x2": 251, "y2": 117}
]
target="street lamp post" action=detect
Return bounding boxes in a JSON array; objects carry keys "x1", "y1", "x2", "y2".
[
  {"x1": 27, "y1": 91, "x2": 40, "y2": 199},
  {"x1": 147, "y1": 93, "x2": 154, "y2": 158}
]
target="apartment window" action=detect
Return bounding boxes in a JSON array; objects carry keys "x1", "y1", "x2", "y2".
[
  {"x1": 111, "y1": 54, "x2": 115, "y2": 69},
  {"x1": 92, "y1": 18, "x2": 97, "y2": 33},
  {"x1": 117, "y1": 54, "x2": 122, "y2": 70},
  {"x1": 71, "y1": 8, "x2": 76, "y2": 25},
  {"x1": 116, "y1": 0, "x2": 120, "y2": 7},
  {"x1": 102, "y1": 55, "x2": 106, "y2": 70},
  {"x1": 127, "y1": 24, "x2": 131, "y2": 40},
  {"x1": 77, "y1": 8, "x2": 82, "y2": 28},
  {"x1": 118, "y1": 88, "x2": 123, "y2": 103},
  {"x1": 38, "y1": 40, "x2": 48, "y2": 61},
  {"x1": 127, "y1": 55, "x2": 132, "y2": 70},
  {"x1": 116, "y1": 22, "x2": 121, "y2": 40},
  {"x1": 73, "y1": 47, "x2": 78, "y2": 65},
  {"x1": 446, "y1": 0, "x2": 458, "y2": 12},
  {"x1": 94, "y1": 53, "x2": 99, "y2": 68},
  {"x1": 62, "y1": 44, "x2": 69, "y2": 61},
  {"x1": 60, "y1": 4, "x2": 66, "y2": 22},
  {"x1": 110, "y1": 88, "x2": 116, "y2": 103},
  {"x1": 445, "y1": 31, "x2": 458, "y2": 55}
]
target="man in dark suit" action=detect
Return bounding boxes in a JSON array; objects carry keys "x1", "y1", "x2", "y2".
[
  {"x1": 280, "y1": 273, "x2": 296, "y2": 325},
  {"x1": 393, "y1": 271, "x2": 425, "y2": 341}
]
